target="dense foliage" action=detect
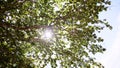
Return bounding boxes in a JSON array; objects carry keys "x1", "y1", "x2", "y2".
[{"x1": 0, "y1": 0, "x2": 111, "y2": 68}]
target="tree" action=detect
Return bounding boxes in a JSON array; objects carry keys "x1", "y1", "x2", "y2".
[{"x1": 0, "y1": 0, "x2": 112, "y2": 68}]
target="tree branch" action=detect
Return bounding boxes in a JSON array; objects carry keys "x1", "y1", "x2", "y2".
[{"x1": 0, "y1": 22, "x2": 48, "y2": 30}]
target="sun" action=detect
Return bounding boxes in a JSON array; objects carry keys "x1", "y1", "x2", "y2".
[{"x1": 41, "y1": 29, "x2": 53, "y2": 40}]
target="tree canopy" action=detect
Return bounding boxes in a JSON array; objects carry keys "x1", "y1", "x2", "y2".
[{"x1": 0, "y1": 0, "x2": 111, "y2": 68}]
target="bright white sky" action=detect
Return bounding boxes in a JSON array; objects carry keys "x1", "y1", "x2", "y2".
[{"x1": 96, "y1": 0, "x2": 120, "y2": 68}]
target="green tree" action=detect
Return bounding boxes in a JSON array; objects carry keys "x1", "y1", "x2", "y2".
[{"x1": 0, "y1": 0, "x2": 112, "y2": 68}]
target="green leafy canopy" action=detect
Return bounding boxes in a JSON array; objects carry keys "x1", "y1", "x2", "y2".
[{"x1": 0, "y1": 0, "x2": 111, "y2": 68}]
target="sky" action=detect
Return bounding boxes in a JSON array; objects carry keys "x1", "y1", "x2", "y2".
[{"x1": 96, "y1": 0, "x2": 120, "y2": 68}]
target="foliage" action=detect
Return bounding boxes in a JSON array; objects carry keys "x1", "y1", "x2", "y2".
[{"x1": 0, "y1": 0, "x2": 111, "y2": 68}]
